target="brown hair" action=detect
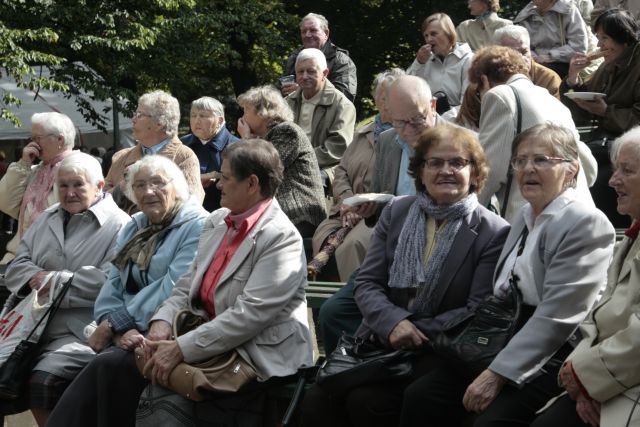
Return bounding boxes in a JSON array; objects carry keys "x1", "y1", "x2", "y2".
[
  {"x1": 409, "y1": 124, "x2": 489, "y2": 194},
  {"x1": 468, "y1": 46, "x2": 529, "y2": 86}
]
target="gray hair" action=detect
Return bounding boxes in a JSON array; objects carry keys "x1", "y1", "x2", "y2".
[
  {"x1": 56, "y1": 152, "x2": 104, "y2": 186},
  {"x1": 492, "y1": 25, "x2": 530, "y2": 46},
  {"x1": 237, "y1": 85, "x2": 294, "y2": 128},
  {"x1": 295, "y1": 48, "x2": 328, "y2": 71},
  {"x1": 138, "y1": 90, "x2": 180, "y2": 137},
  {"x1": 191, "y1": 96, "x2": 225, "y2": 118},
  {"x1": 611, "y1": 126, "x2": 640, "y2": 164},
  {"x1": 300, "y1": 13, "x2": 329, "y2": 33},
  {"x1": 124, "y1": 155, "x2": 190, "y2": 204},
  {"x1": 371, "y1": 68, "x2": 406, "y2": 98},
  {"x1": 512, "y1": 123, "x2": 580, "y2": 187},
  {"x1": 31, "y1": 112, "x2": 76, "y2": 149}
]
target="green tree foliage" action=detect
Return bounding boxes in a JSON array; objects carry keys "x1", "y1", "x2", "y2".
[{"x1": 1, "y1": 0, "x2": 531, "y2": 132}]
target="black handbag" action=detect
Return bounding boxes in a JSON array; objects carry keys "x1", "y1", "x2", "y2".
[
  {"x1": 431, "y1": 277, "x2": 522, "y2": 378},
  {"x1": 315, "y1": 334, "x2": 417, "y2": 397},
  {"x1": 0, "y1": 276, "x2": 73, "y2": 400}
]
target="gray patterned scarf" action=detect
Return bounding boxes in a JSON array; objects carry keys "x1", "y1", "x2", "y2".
[{"x1": 388, "y1": 192, "x2": 478, "y2": 315}]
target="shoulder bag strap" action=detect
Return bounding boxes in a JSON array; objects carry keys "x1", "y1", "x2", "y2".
[
  {"x1": 501, "y1": 85, "x2": 523, "y2": 218},
  {"x1": 24, "y1": 275, "x2": 74, "y2": 343}
]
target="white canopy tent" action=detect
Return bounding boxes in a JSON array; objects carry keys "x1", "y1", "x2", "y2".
[{"x1": 0, "y1": 69, "x2": 134, "y2": 157}]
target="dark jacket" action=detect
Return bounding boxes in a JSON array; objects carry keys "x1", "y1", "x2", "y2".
[
  {"x1": 354, "y1": 195, "x2": 510, "y2": 341},
  {"x1": 284, "y1": 40, "x2": 358, "y2": 102},
  {"x1": 181, "y1": 126, "x2": 238, "y2": 212},
  {"x1": 267, "y1": 122, "x2": 327, "y2": 228}
]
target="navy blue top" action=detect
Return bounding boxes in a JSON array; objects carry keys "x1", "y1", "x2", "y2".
[{"x1": 181, "y1": 126, "x2": 238, "y2": 211}]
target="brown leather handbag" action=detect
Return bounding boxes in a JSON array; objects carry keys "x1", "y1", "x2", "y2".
[{"x1": 135, "y1": 310, "x2": 257, "y2": 401}]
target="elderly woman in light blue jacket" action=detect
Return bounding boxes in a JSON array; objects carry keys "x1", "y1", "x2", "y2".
[{"x1": 46, "y1": 155, "x2": 208, "y2": 427}]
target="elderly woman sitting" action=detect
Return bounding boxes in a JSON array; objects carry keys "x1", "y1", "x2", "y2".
[
  {"x1": 531, "y1": 126, "x2": 640, "y2": 427},
  {"x1": 237, "y1": 85, "x2": 326, "y2": 237},
  {"x1": 180, "y1": 96, "x2": 238, "y2": 212},
  {"x1": 105, "y1": 90, "x2": 204, "y2": 213},
  {"x1": 563, "y1": 9, "x2": 640, "y2": 227},
  {"x1": 408, "y1": 123, "x2": 615, "y2": 427},
  {"x1": 407, "y1": 13, "x2": 473, "y2": 114},
  {"x1": 0, "y1": 112, "x2": 75, "y2": 265},
  {"x1": 302, "y1": 124, "x2": 510, "y2": 427},
  {"x1": 49, "y1": 140, "x2": 312, "y2": 426},
  {"x1": 46, "y1": 155, "x2": 208, "y2": 427},
  {"x1": 0, "y1": 152, "x2": 130, "y2": 426}
]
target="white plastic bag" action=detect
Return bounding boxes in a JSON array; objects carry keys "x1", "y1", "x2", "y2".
[{"x1": 0, "y1": 272, "x2": 56, "y2": 365}]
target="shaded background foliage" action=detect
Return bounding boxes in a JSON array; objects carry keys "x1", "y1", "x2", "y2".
[{"x1": 0, "y1": 0, "x2": 529, "y2": 142}]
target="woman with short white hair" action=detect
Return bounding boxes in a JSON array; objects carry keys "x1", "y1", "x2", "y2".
[
  {"x1": 180, "y1": 96, "x2": 238, "y2": 212},
  {"x1": 1, "y1": 152, "x2": 130, "y2": 425},
  {"x1": 105, "y1": 90, "x2": 204, "y2": 213}
]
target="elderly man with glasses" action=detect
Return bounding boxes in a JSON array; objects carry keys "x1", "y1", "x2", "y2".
[{"x1": 104, "y1": 90, "x2": 204, "y2": 213}]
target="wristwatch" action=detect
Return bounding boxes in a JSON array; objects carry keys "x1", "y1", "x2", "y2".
[{"x1": 105, "y1": 319, "x2": 114, "y2": 333}]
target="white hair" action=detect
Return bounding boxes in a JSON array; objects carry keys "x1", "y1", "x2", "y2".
[
  {"x1": 372, "y1": 68, "x2": 406, "y2": 98},
  {"x1": 295, "y1": 48, "x2": 328, "y2": 71},
  {"x1": 138, "y1": 90, "x2": 180, "y2": 137},
  {"x1": 492, "y1": 25, "x2": 531, "y2": 47},
  {"x1": 611, "y1": 126, "x2": 640, "y2": 164},
  {"x1": 31, "y1": 112, "x2": 76, "y2": 149},
  {"x1": 124, "y1": 155, "x2": 190, "y2": 204},
  {"x1": 300, "y1": 13, "x2": 329, "y2": 33},
  {"x1": 56, "y1": 151, "x2": 104, "y2": 186},
  {"x1": 191, "y1": 96, "x2": 225, "y2": 118}
]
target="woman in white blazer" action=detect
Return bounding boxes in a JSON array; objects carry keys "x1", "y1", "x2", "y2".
[
  {"x1": 408, "y1": 124, "x2": 614, "y2": 427},
  {"x1": 532, "y1": 126, "x2": 640, "y2": 427}
]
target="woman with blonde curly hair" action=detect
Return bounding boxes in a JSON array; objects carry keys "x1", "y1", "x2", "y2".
[{"x1": 237, "y1": 85, "x2": 326, "y2": 237}]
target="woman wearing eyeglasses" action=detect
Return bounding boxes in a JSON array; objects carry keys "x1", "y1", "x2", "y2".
[
  {"x1": 302, "y1": 124, "x2": 510, "y2": 427},
  {"x1": 104, "y1": 90, "x2": 204, "y2": 213},
  {"x1": 405, "y1": 123, "x2": 615, "y2": 427},
  {"x1": 45, "y1": 155, "x2": 208, "y2": 426}
]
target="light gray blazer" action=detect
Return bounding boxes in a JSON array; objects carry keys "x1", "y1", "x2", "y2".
[
  {"x1": 488, "y1": 192, "x2": 614, "y2": 384},
  {"x1": 151, "y1": 199, "x2": 313, "y2": 381}
]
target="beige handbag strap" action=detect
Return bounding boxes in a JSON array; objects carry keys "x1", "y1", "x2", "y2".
[{"x1": 558, "y1": 13, "x2": 566, "y2": 46}]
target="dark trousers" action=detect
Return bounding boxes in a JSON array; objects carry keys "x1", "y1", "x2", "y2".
[
  {"x1": 530, "y1": 393, "x2": 588, "y2": 427},
  {"x1": 46, "y1": 346, "x2": 148, "y2": 427},
  {"x1": 301, "y1": 352, "x2": 464, "y2": 427},
  {"x1": 318, "y1": 271, "x2": 362, "y2": 355}
]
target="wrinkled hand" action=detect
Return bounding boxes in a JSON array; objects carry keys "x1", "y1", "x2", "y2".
[
  {"x1": 237, "y1": 117, "x2": 253, "y2": 139},
  {"x1": 350, "y1": 201, "x2": 378, "y2": 219},
  {"x1": 463, "y1": 369, "x2": 507, "y2": 413},
  {"x1": 576, "y1": 394, "x2": 600, "y2": 427},
  {"x1": 536, "y1": 54, "x2": 552, "y2": 64},
  {"x1": 281, "y1": 82, "x2": 299, "y2": 96},
  {"x1": 339, "y1": 205, "x2": 362, "y2": 228},
  {"x1": 567, "y1": 52, "x2": 590, "y2": 85},
  {"x1": 559, "y1": 361, "x2": 582, "y2": 399},
  {"x1": 388, "y1": 319, "x2": 428, "y2": 350},
  {"x1": 573, "y1": 97, "x2": 607, "y2": 116},
  {"x1": 89, "y1": 320, "x2": 114, "y2": 353},
  {"x1": 416, "y1": 44, "x2": 433, "y2": 64},
  {"x1": 200, "y1": 171, "x2": 220, "y2": 188},
  {"x1": 142, "y1": 339, "x2": 184, "y2": 386},
  {"x1": 22, "y1": 142, "x2": 41, "y2": 165},
  {"x1": 28, "y1": 271, "x2": 50, "y2": 291},
  {"x1": 116, "y1": 329, "x2": 144, "y2": 351},
  {"x1": 145, "y1": 320, "x2": 173, "y2": 360}
]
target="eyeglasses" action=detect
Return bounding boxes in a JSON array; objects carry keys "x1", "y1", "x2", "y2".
[
  {"x1": 424, "y1": 157, "x2": 472, "y2": 171},
  {"x1": 510, "y1": 155, "x2": 571, "y2": 170},
  {"x1": 392, "y1": 113, "x2": 428, "y2": 130},
  {"x1": 132, "y1": 178, "x2": 172, "y2": 192},
  {"x1": 133, "y1": 111, "x2": 152, "y2": 119},
  {"x1": 31, "y1": 134, "x2": 56, "y2": 143}
]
